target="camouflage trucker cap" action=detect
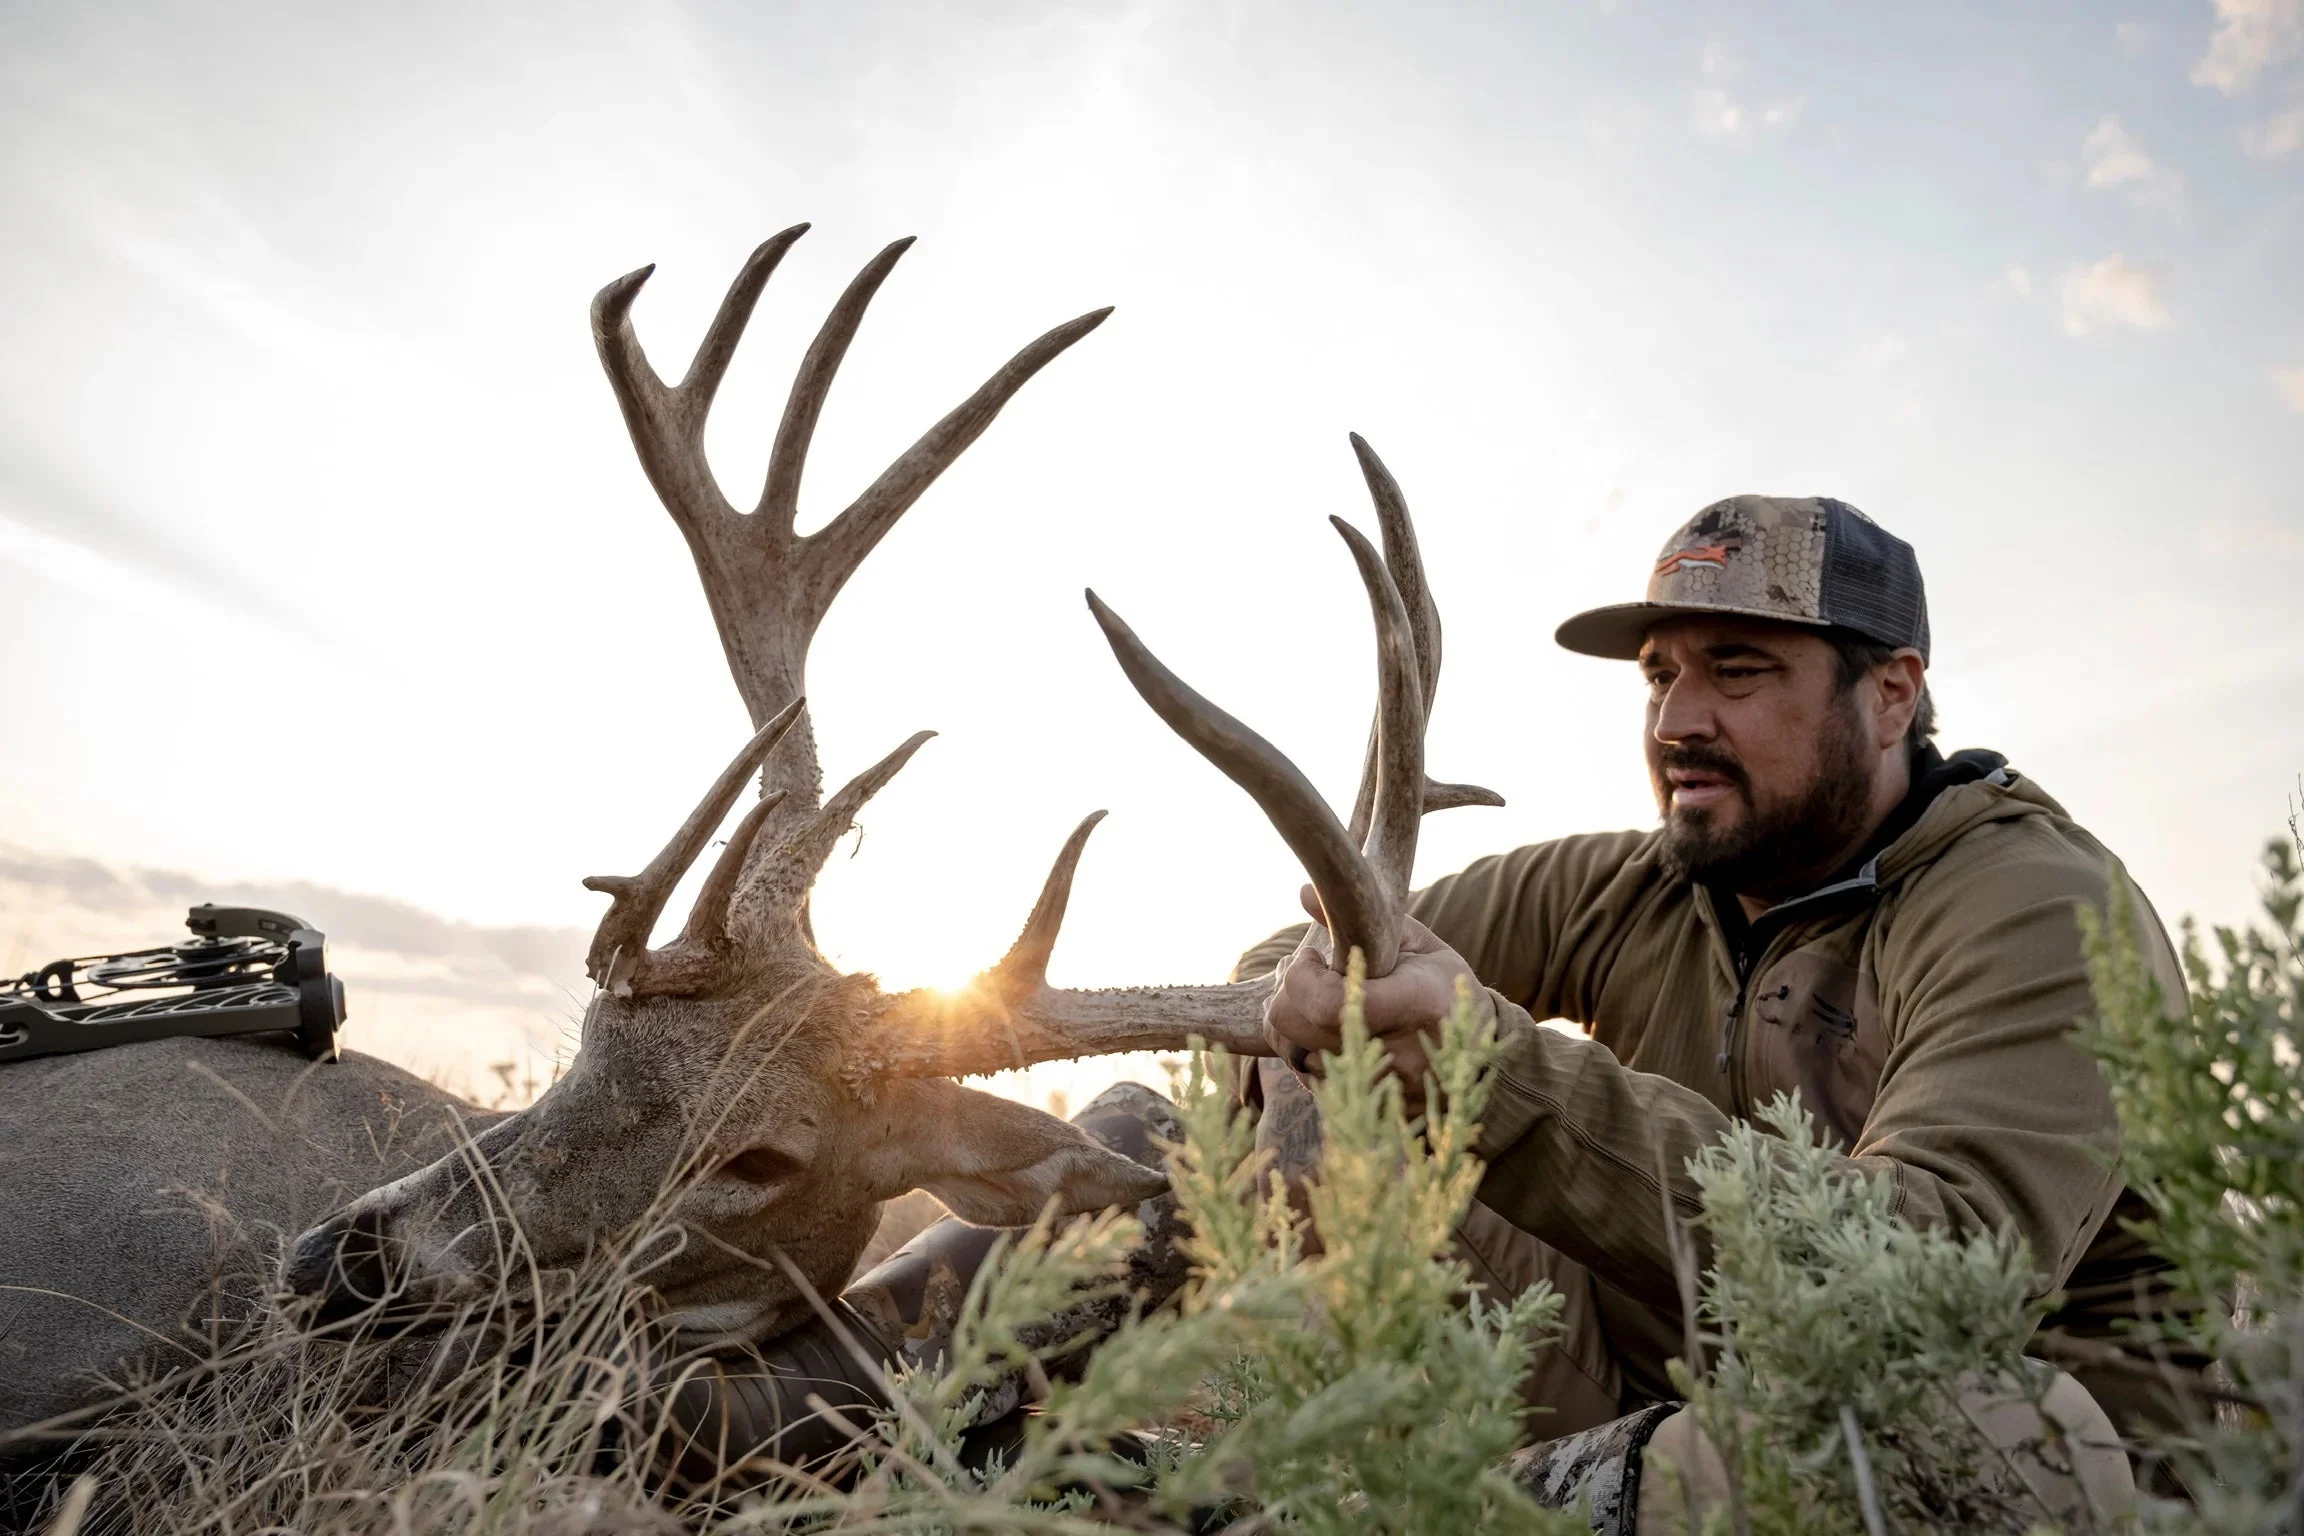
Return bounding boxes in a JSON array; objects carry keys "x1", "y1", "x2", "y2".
[{"x1": 1554, "y1": 495, "x2": 1931, "y2": 663}]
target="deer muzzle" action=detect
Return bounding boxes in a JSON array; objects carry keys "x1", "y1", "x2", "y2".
[{"x1": 284, "y1": 1204, "x2": 401, "y2": 1324}]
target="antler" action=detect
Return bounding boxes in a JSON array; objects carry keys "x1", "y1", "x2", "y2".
[
  {"x1": 1341, "y1": 434, "x2": 1506, "y2": 841},
  {"x1": 590, "y1": 227, "x2": 1110, "y2": 827},
  {"x1": 583, "y1": 700, "x2": 805, "y2": 996},
  {"x1": 863, "y1": 437, "x2": 1493, "y2": 1079},
  {"x1": 1087, "y1": 436, "x2": 1500, "y2": 979},
  {"x1": 589, "y1": 229, "x2": 1108, "y2": 956},
  {"x1": 865, "y1": 812, "x2": 1271, "y2": 1076}
]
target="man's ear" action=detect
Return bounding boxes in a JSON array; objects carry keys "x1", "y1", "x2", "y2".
[
  {"x1": 1871, "y1": 648, "x2": 1927, "y2": 749},
  {"x1": 855, "y1": 1079, "x2": 1169, "y2": 1227}
]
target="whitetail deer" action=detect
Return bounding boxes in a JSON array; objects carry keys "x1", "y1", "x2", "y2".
[{"x1": 0, "y1": 225, "x2": 1492, "y2": 1440}]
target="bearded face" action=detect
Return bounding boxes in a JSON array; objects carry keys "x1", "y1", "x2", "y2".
[
  {"x1": 1653, "y1": 689, "x2": 1876, "y2": 894},
  {"x1": 1638, "y1": 619, "x2": 1896, "y2": 902}
]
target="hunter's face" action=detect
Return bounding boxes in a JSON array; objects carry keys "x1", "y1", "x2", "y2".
[{"x1": 1638, "y1": 617, "x2": 1875, "y2": 897}]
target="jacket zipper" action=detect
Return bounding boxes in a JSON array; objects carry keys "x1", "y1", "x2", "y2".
[
  {"x1": 1716, "y1": 973, "x2": 1750, "y2": 1079},
  {"x1": 1713, "y1": 863, "x2": 1882, "y2": 1115}
]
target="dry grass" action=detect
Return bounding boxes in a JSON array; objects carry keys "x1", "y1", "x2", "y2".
[
  {"x1": 8, "y1": 1215, "x2": 725, "y2": 1535},
  {"x1": 0, "y1": 1083, "x2": 981, "y2": 1536}
]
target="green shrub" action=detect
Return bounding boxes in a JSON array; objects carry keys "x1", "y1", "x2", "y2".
[
  {"x1": 844, "y1": 961, "x2": 1581, "y2": 1533},
  {"x1": 1133, "y1": 965, "x2": 1575, "y2": 1533},
  {"x1": 2080, "y1": 830, "x2": 2304, "y2": 1532},
  {"x1": 1670, "y1": 1095, "x2": 2059, "y2": 1535}
]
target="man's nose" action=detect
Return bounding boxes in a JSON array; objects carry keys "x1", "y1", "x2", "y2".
[{"x1": 1651, "y1": 676, "x2": 1717, "y2": 743}]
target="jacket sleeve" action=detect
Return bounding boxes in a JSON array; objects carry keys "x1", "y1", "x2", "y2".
[
  {"x1": 1848, "y1": 829, "x2": 2167, "y2": 1290},
  {"x1": 1225, "y1": 829, "x2": 1661, "y2": 1136},
  {"x1": 1471, "y1": 818, "x2": 2172, "y2": 1319},
  {"x1": 1228, "y1": 830, "x2": 1658, "y2": 1012},
  {"x1": 1471, "y1": 1005, "x2": 1735, "y2": 1315}
]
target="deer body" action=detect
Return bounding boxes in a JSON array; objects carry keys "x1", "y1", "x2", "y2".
[
  {"x1": 0, "y1": 224, "x2": 1493, "y2": 1449},
  {"x1": 0, "y1": 1038, "x2": 486, "y2": 1435}
]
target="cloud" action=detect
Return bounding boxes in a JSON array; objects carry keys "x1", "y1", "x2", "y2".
[
  {"x1": 2059, "y1": 256, "x2": 2171, "y2": 335},
  {"x1": 2198, "y1": 516, "x2": 2304, "y2": 555},
  {"x1": 0, "y1": 845, "x2": 590, "y2": 1102},
  {"x1": 2082, "y1": 116, "x2": 2187, "y2": 213},
  {"x1": 1692, "y1": 91, "x2": 1804, "y2": 138},
  {"x1": 2000, "y1": 265, "x2": 2035, "y2": 298},
  {"x1": 2192, "y1": 0, "x2": 2303, "y2": 95},
  {"x1": 2242, "y1": 100, "x2": 2304, "y2": 155},
  {"x1": 0, "y1": 438, "x2": 319, "y2": 638},
  {"x1": 2271, "y1": 365, "x2": 2304, "y2": 410},
  {"x1": 0, "y1": 846, "x2": 588, "y2": 1009},
  {"x1": 1861, "y1": 334, "x2": 1910, "y2": 367},
  {"x1": 1691, "y1": 88, "x2": 1746, "y2": 138},
  {"x1": 1687, "y1": 42, "x2": 1801, "y2": 142},
  {"x1": 2116, "y1": 20, "x2": 2152, "y2": 53}
]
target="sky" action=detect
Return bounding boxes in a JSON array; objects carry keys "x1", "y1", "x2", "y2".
[{"x1": 2, "y1": 0, "x2": 2300, "y2": 1102}]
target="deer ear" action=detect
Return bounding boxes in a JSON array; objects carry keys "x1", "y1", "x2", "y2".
[{"x1": 858, "y1": 1079, "x2": 1168, "y2": 1227}]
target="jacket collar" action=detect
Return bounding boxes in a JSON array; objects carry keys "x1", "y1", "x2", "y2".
[{"x1": 1702, "y1": 746, "x2": 2014, "y2": 965}]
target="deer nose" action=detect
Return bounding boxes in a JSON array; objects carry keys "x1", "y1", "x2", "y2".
[{"x1": 285, "y1": 1207, "x2": 397, "y2": 1321}]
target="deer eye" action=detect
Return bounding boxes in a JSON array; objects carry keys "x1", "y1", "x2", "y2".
[{"x1": 721, "y1": 1146, "x2": 804, "y2": 1185}]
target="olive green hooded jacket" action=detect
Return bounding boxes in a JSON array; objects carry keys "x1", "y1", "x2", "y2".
[{"x1": 1234, "y1": 754, "x2": 2186, "y2": 1385}]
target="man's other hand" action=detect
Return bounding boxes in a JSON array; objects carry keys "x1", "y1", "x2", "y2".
[{"x1": 1264, "y1": 884, "x2": 1496, "y2": 1102}]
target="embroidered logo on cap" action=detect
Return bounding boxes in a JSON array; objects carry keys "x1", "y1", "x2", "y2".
[{"x1": 1653, "y1": 540, "x2": 1739, "y2": 577}]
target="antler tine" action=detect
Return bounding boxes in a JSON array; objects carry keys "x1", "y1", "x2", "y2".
[
  {"x1": 795, "y1": 306, "x2": 1115, "y2": 630},
  {"x1": 674, "y1": 789, "x2": 788, "y2": 949},
  {"x1": 990, "y1": 810, "x2": 1108, "y2": 992},
  {"x1": 758, "y1": 237, "x2": 914, "y2": 531},
  {"x1": 1350, "y1": 434, "x2": 1440, "y2": 701},
  {"x1": 1086, "y1": 590, "x2": 1401, "y2": 976},
  {"x1": 582, "y1": 698, "x2": 807, "y2": 991},
  {"x1": 683, "y1": 224, "x2": 812, "y2": 415},
  {"x1": 1342, "y1": 436, "x2": 1506, "y2": 843},
  {"x1": 617, "y1": 789, "x2": 794, "y2": 998},
  {"x1": 1423, "y1": 780, "x2": 1506, "y2": 814},
  {"x1": 590, "y1": 226, "x2": 811, "y2": 542},
  {"x1": 1330, "y1": 517, "x2": 1424, "y2": 907},
  {"x1": 727, "y1": 730, "x2": 938, "y2": 951}
]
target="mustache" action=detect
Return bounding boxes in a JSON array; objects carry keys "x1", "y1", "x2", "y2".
[{"x1": 1657, "y1": 743, "x2": 1750, "y2": 791}]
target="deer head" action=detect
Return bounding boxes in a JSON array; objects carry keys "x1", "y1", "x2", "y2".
[{"x1": 283, "y1": 227, "x2": 1495, "y2": 1349}]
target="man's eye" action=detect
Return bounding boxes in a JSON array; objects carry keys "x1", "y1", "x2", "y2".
[{"x1": 1716, "y1": 666, "x2": 1761, "y2": 682}]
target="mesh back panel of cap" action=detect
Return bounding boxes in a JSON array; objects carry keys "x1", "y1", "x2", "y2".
[{"x1": 1816, "y1": 500, "x2": 1930, "y2": 658}]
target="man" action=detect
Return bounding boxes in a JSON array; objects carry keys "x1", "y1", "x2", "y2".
[{"x1": 1237, "y1": 494, "x2": 2190, "y2": 1445}]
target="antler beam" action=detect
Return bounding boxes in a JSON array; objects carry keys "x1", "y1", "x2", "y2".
[
  {"x1": 868, "y1": 812, "x2": 1270, "y2": 1077},
  {"x1": 874, "y1": 438, "x2": 1500, "y2": 1081}
]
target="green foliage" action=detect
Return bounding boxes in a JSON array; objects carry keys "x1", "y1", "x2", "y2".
[
  {"x1": 2079, "y1": 832, "x2": 2304, "y2": 1532},
  {"x1": 1131, "y1": 964, "x2": 1574, "y2": 1534},
  {"x1": 1674, "y1": 1095, "x2": 2058, "y2": 1535},
  {"x1": 855, "y1": 963, "x2": 1579, "y2": 1532}
]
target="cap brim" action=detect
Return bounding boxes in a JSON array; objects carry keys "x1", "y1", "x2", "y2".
[{"x1": 1553, "y1": 601, "x2": 1834, "y2": 660}]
